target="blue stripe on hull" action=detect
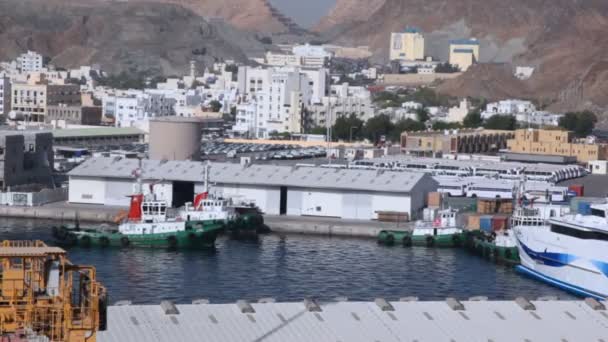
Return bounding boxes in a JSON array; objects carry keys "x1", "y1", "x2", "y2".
[{"x1": 516, "y1": 265, "x2": 607, "y2": 300}]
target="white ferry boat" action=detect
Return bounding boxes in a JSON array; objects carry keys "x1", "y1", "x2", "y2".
[{"x1": 512, "y1": 203, "x2": 608, "y2": 299}]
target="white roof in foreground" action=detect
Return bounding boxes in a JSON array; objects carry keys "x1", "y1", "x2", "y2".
[
  {"x1": 97, "y1": 299, "x2": 608, "y2": 342},
  {"x1": 69, "y1": 157, "x2": 433, "y2": 194}
]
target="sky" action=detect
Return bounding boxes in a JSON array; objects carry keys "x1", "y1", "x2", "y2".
[{"x1": 268, "y1": 0, "x2": 337, "y2": 28}]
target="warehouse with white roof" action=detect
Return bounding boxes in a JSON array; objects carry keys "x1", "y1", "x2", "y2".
[{"x1": 68, "y1": 157, "x2": 438, "y2": 220}]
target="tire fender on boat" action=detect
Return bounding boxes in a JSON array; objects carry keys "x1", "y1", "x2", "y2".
[
  {"x1": 451, "y1": 234, "x2": 461, "y2": 246},
  {"x1": 385, "y1": 233, "x2": 395, "y2": 245},
  {"x1": 426, "y1": 235, "x2": 435, "y2": 247},
  {"x1": 120, "y1": 237, "x2": 130, "y2": 247},
  {"x1": 99, "y1": 236, "x2": 110, "y2": 247},
  {"x1": 80, "y1": 235, "x2": 91, "y2": 247},
  {"x1": 402, "y1": 235, "x2": 412, "y2": 247},
  {"x1": 167, "y1": 235, "x2": 178, "y2": 248}
]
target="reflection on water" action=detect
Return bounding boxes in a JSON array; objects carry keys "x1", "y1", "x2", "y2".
[{"x1": 0, "y1": 218, "x2": 571, "y2": 304}]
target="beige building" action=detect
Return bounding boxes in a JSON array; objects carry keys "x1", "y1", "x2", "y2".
[
  {"x1": 46, "y1": 105, "x2": 102, "y2": 125},
  {"x1": 449, "y1": 39, "x2": 480, "y2": 71},
  {"x1": 507, "y1": 129, "x2": 608, "y2": 163},
  {"x1": 11, "y1": 81, "x2": 80, "y2": 122},
  {"x1": 390, "y1": 27, "x2": 425, "y2": 61},
  {"x1": 401, "y1": 129, "x2": 514, "y2": 156}
]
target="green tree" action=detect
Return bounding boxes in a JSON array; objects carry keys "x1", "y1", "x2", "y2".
[
  {"x1": 432, "y1": 121, "x2": 462, "y2": 130},
  {"x1": 559, "y1": 111, "x2": 597, "y2": 137},
  {"x1": 308, "y1": 126, "x2": 327, "y2": 135},
  {"x1": 363, "y1": 114, "x2": 394, "y2": 142},
  {"x1": 333, "y1": 114, "x2": 364, "y2": 141},
  {"x1": 484, "y1": 115, "x2": 517, "y2": 130},
  {"x1": 209, "y1": 100, "x2": 222, "y2": 112},
  {"x1": 463, "y1": 109, "x2": 483, "y2": 128},
  {"x1": 416, "y1": 107, "x2": 430, "y2": 122},
  {"x1": 391, "y1": 119, "x2": 425, "y2": 141},
  {"x1": 435, "y1": 62, "x2": 460, "y2": 73}
]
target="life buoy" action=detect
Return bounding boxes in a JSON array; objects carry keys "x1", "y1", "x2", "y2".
[
  {"x1": 426, "y1": 235, "x2": 435, "y2": 247},
  {"x1": 80, "y1": 235, "x2": 91, "y2": 248},
  {"x1": 402, "y1": 235, "x2": 412, "y2": 247},
  {"x1": 99, "y1": 236, "x2": 110, "y2": 247},
  {"x1": 120, "y1": 237, "x2": 130, "y2": 247}
]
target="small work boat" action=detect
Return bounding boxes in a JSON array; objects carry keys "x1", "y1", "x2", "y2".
[{"x1": 378, "y1": 209, "x2": 465, "y2": 247}]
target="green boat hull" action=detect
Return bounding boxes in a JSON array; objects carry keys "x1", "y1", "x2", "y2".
[
  {"x1": 53, "y1": 220, "x2": 224, "y2": 249},
  {"x1": 378, "y1": 230, "x2": 464, "y2": 248},
  {"x1": 467, "y1": 233, "x2": 520, "y2": 264}
]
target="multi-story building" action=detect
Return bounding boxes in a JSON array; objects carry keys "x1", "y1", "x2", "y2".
[
  {"x1": 401, "y1": 129, "x2": 514, "y2": 156},
  {"x1": 264, "y1": 44, "x2": 332, "y2": 69},
  {"x1": 0, "y1": 131, "x2": 53, "y2": 190},
  {"x1": 10, "y1": 83, "x2": 80, "y2": 122},
  {"x1": 307, "y1": 83, "x2": 374, "y2": 128},
  {"x1": 449, "y1": 39, "x2": 480, "y2": 71},
  {"x1": 390, "y1": 27, "x2": 425, "y2": 61},
  {"x1": 507, "y1": 129, "x2": 608, "y2": 163},
  {"x1": 16, "y1": 51, "x2": 43, "y2": 72},
  {"x1": 482, "y1": 99, "x2": 536, "y2": 118},
  {"x1": 235, "y1": 66, "x2": 329, "y2": 137},
  {"x1": 46, "y1": 104, "x2": 102, "y2": 125},
  {"x1": 0, "y1": 76, "x2": 9, "y2": 117},
  {"x1": 102, "y1": 90, "x2": 176, "y2": 128}
]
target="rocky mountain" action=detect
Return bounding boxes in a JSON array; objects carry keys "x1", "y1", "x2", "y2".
[
  {"x1": 127, "y1": 0, "x2": 303, "y2": 33},
  {"x1": 0, "y1": 0, "x2": 271, "y2": 75},
  {"x1": 316, "y1": 0, "x2": 608, "y2": 122}
]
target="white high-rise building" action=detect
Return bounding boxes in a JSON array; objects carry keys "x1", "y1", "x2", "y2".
[
  {"x1": 390, "y1": 27, "x2": 425, "y2": 61},
  {"x1": 0, "y1": 76, "x2": 9, "y2": 117},
  {"x1": 235, "y1": 66, "x2": 321, "y2": 138},
  {"x1": 16, "y1": 51, "x2": 44, "y2": 72},
  {"x1": 102, "y1": 90, "x2": 176, "y2": 129}
]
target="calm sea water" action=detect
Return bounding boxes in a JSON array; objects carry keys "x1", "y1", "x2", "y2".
[{"x1": 0, "y1": 218, "x2": 571, "y2": 304}]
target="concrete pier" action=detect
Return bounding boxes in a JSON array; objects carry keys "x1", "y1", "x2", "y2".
[{"x1": 0, "y1": 203, "x2": 410, "y2": 238}]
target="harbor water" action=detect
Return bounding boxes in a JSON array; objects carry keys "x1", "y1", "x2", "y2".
[{"x1": 0, "y1": 218, "x2": 572, "y2": 304}]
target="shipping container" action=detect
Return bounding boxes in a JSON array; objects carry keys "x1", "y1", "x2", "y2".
[
  {"x1": 377, "y1": 211, "x2": 409, "y2": 223},
  {"x1": 467, "y1": 214, "x2": 481, "y2": 230},
  {"x1": 427, "y1": 192, "x2": 442, "y2": 208},
  {"x1": 477, "y1": 199, "x2": 514, "y2": 214},
  {"x1": 492, "y1": 215, "x2": 509, "y2": 231},
  {"x1": 480, "y1": 215, "x2": 493, "y2": 233},
  {"x1": 568, "y1": 184, "x2": 584, "y2": 197}
]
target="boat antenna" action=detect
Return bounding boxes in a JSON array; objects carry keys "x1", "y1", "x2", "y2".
[
  {"x1": 204, "y1": 160, "x2": 210, "y2": 194},
  {"x1": 135, "y1": 158, "x2": 143, "y2": 195}
]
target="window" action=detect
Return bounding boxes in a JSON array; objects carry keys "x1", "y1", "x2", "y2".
[{"x1": 550, "y1": 224, "x2": 608, "y2": 241}]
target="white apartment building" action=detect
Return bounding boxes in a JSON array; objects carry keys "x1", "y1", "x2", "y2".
[
  {"x1": 264, "y1": 44, "x2": 333, "y2": 69},
  {"x1": 234, "y1": 66, "x2": 318, "y2": 138},
  {"x1": 308, "y1": 83, "x2": 374, "y2": 127},
  {"x1": 16, "y1": 51, "x2": 43, "y2": 73},
  {"x1": 103, "y1": 90, "x2": 176, "y2": 128},
  {"x1": 515, "y1": 111, "x2": 562, "y2": 127},
  {"x1": 0, "y1": 76, "x2": 9, "y2": 116},
  {"x1": 445, "y1": 99, "x2": 470, "y2": 123},
  {"x1": 482, "y1": 99, "x2": 536, "y2": 119}
]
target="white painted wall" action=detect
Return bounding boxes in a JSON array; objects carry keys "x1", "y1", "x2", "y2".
[
  {"x1": 301, "y1": 190, "x2": 343, "y2": 217},
  {"x1": 69, "y1": 177, "x2": 106, "y2": 204},
  {"x1": 371, "y1": 194, "x2": 412, "y2": 220},
  {"x1": 287, "y1": 188, "x2": 303, "y2": 216},
  {"x1": 218, "y1": 184, "x2": 281, "y2": 215},
  {"x1": 341, "y1": 192, "x2": 373, "y2": 220},
  {"x1": 105, "y1": 179, "x2": 137, "y2": 206}
]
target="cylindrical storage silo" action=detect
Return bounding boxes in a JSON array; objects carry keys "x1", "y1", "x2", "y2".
[{"x1": 149, "y1": 117, "x2": 202, "y2": 161}]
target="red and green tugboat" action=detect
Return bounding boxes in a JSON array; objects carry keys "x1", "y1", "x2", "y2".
[{"x1": 378, "y1": 209, "x2": 465, "y2": 247}]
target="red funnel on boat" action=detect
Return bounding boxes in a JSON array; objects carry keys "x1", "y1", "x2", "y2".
[
  {"x1": 193, "y1": 192, "x2": 209, "y2": 209},
  {"x1": 128, "y1": 194, "x2": 144, "y2": 221}
]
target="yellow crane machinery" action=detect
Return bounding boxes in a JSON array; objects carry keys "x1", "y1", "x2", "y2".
[{"x1": 0, "y1": 240, "x2": 107, "y2": 341}]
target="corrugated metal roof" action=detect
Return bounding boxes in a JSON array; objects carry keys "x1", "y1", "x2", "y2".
[
  {"x1": 97, "y1": 299, "x2": 608, "y2": 342},
  {"x1": 52, "y1": 127, "x2": 145, "y2": 138},
  {"x1": 68, "y1": 158, "x2": 433, "y2": 194},
  {"x1": 0, "y1": 246, "x2": 65, "y2": 257},
  {"x1": 450, "y1": 38, "x2": 480, "y2": 45}
]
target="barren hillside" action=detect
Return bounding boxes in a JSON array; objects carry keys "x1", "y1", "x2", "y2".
[
  {"x1": 316, "y1": 0, "x2": 608, "y2": 121},
  {"x1": 0, "y1": 0, "x2": 269, "y2": 75}
]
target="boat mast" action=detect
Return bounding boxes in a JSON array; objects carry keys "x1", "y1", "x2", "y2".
[{"x1": 204, "y1": 161, "x2": 210, "y2": 194}]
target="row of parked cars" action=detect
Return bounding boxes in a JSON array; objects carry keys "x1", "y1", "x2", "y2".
[{"x1": 202, "y1": 142, "x2": 326, "y2": 160}]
